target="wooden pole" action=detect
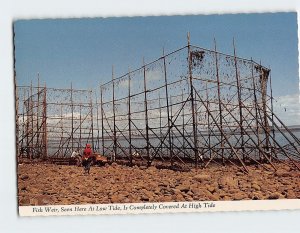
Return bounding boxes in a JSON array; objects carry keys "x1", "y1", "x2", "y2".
[
  {"x1": 170, "y1": 95, "x2": 174, "y2": 165},
  {"x1": 143, "y1": 59, "x2": 150, "y2": 166},
  {"x1": 251, "y1": 59, "x2": 262, "y2": 161},
  {"x1": 187, "y1": 32, "x2": 199, "y2": 168},
  {"x1": 205, "y1": 81, "x2": 212, "y2": 159},
  {"x1": 233, "y1": 38, "x2": 245, "y2": 161},
  {"x1": 79, "y1": 104, "x2": 82, "y2": 150},
  {"x1": 26, "y1": 90, "x2": 29, "y2": 158},
  {"x1": 71, "y1": 82, "x2": 74, "y2": 153},
  {"x1": 30, "y1": 81, "x2": 33, "y2": 160},
  {"x1": 95, "y1": 92, "x2": 100, "y2": 151},
  {"x1": 90, "y1": 89, "x2": 94, "y2": 151},
  {"x1": 158, "y1": 93, "x2": 163, "y2": 157},
  {"x1": 163, "y1": 49, "x2": 173, "y2": 166},
  {"x1": 112, "y1": 66, "x2": 117, "y2": 162},
  {"x1": 261, "y1": 66, "x2": 270, "y2": 154},
  {"x1": 181, "y1": 91, "x2": 185, "y2": 159},
  {"x1": 269, "y1": 68, "x2": 276, "y2": 159},
  {"x1": 60, "y1": 104, "x2": 64, "y2": 157},
  {"x1": 214, "y1": 39, "x2": 224, "y2": 163},
  {"x1": 128, "y1": 68, "x2": 133, "y2": 165},
  {"x1": 100, "y1": 86, "x2": 105, "y2": 156},
  {"x1": 36, "y1": 74, "x2": 40, "y2": 153},
  {"x1": 21, "y1": 89, "x2": 26, "y2": 156},
  {"x1": 43, "y1": 84, "x2": 47, "y2": 160}
]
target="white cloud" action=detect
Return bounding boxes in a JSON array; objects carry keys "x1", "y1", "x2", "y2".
[
  {"x1": 273, "y1": 93, "x2": 300, "y2": 126},
  {"x1": 146, "y1": 69, "x2": 163, "y2": 82}
]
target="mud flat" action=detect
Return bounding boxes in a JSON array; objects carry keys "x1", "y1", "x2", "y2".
[{"x1": 18, "y1": 162, "x2": 300, "y2": 206}]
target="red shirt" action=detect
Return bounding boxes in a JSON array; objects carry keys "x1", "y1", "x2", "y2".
[{"x1": 83, "y1": 147, "x2": 92, "y2": 159}]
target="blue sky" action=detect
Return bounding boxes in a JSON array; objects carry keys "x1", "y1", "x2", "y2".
[
  {"x1": 14, "y1": 13, "x2": 300, "y2": 125},
  {"x1": 14, "y1": 13, "x2": 298, "y2": 97}
]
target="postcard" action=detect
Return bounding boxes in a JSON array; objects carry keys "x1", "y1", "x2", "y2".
[{"x1": 14, "y1": 12, "x2": 300, "y2": 217}]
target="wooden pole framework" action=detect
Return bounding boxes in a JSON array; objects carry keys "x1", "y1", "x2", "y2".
[{"x1": 15, "y1": 37, "x2": 300, "y2": 171}]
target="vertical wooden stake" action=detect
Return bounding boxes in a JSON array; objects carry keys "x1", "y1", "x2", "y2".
[
  {"x1": 71, "y1": 82, "x2": 74, "y2": 153},
  {"x1": 128, "y1": 68, "x2": 133, "y2": 165},
  {"x1": 163, "y1": 49, "x2": 173, "y2": 166},
  {"x1": 79, "y1": 104, "x2": 82, "y2": 150},
  {"x1": 214, "y1": 39, "x2": 224, "y2": 163},
  {"x1": 90, "y1": 89, "x2": 94, "y2": 151},
  {"x1": 30, "y1": 81, "x2": 33, "y2": 160},
  {"x1": 233, "y1": 38, "x2": 245, "y2": 161},
  {"x1": 95, "y1": 91, "x2": 100, "y2": 152},
  {"x1": 143, "y1": 58, "x2": 150, "y2": 166},
  {"x1": 112, "y1": 65, "x2": 117, "y2": 162},
  {"x1": 187, "y1": 32, "x2": 199, "y2": 168},
  {"x1": 43, "y1": 84, "x2": 47, "y2": 160}
]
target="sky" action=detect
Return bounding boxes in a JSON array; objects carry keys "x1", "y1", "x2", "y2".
[
  {"x1": 13, "y1": 12, "x2": 300, "y2": 124},
  {"x1": 3, "y1": 1, "x2": 300, "y2": 232}
]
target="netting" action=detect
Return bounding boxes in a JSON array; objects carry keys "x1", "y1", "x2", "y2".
[
  {"x1": 17, "y1": 85, "x2": 94, "y2": 158},
  {"x1": 16, "y1": 43, "x2": 300, "y2": 172}
]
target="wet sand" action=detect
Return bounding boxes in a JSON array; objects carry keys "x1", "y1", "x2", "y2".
[{"x1": 18, "y1": 162, "x2": 300, "y2": 206}]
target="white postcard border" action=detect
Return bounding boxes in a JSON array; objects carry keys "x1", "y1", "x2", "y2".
[{"x1": 19, "y1": 199, "x2": 300, "y2": 217}]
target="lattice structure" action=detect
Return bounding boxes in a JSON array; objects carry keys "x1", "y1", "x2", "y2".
[
  {"x1": 16, "y1": 39, "x2": 300, "y2": 172},
  {"x1": 17, "y1": 83, "x2": 97, "y2": 159},
  {"x1": 17, "y1": 83, "x2": 47, "y2": 160},
  {"x1": 100, "y1": 40, "x2": 300, "y2": 172}
]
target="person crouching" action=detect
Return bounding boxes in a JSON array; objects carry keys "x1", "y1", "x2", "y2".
[{"x1": 82, "y1": 144, "x2": 93, "y2": 174}]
